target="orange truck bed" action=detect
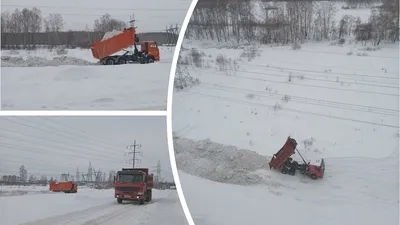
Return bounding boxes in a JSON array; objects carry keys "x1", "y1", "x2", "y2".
[
  {"x1": 269, "y1": 137, "x2": 298, "y2": 169},
  {"x1": 90, "y1": 28, "x2": 136, "y2": 60},
  {"x1": 49, "y1": 181, "x2": 78, "y2": 193}
]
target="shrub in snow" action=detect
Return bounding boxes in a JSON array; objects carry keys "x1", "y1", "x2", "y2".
[
  {"x1": 56, "y1": 47, "x2": 68, "y2": 55},
  {"x1": 338, "y1": 38, "x2": 346, "y2": 45},
  {"x1": 216, "y1": 54, "x2": 229, "y2": 71},
  {"x1": 291, "y1": 41, "x2": 301, "y2": 50},
  {"x1": 282, "y1": 95, "x2": 291, "y2": 102},
  {"x1": 302, "y1": 137, "x2": 315, "y2": 149},
  {"x1": 190, "y1": 48, "x2": 203, "y2": 68},
  {"x1": 273, "y1": 103, "x2": 282, "y2": 111}
]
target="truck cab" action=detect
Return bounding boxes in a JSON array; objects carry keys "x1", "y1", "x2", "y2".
[
  {"x1": 140, "y1": 41, "x2": 160, "y2": 62},
  {"x1": 114, "y1": 168, "x2": 153, "y2": 205}
]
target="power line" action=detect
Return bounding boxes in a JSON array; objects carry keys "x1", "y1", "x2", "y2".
[
  {"x1": 197, "y1": 82, "x2": 399, "y2": 116},
  {"x1": 126, "y1": 140, "x2": 142, "y2": 168},
  {"x1": 0, "y1": 117, "x2": 122, "y2": 153},
  {"x1": 39, "y1": 117, "x2": 126, "y2": 148},
  {"x1": 188, "y1": 68, "x2": 399, "y2": 97},
  {"x1": 240, "y1": 63, "x2": 399, "y2": 81},
  {"x1": 240, "y1": 57, "x2": 399, "y2": 76},
  {"x1": 180, "y1": 90, "x2": 399, "y2": 128},
  {"x1": 262, "y1": 46, "x2": 399, "y2": 59},
  {"x1": 190, "y1": 66, "x2": 398, "y2": 90}
]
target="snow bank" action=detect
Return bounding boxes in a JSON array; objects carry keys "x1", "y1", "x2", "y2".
[
  {"x1": 1, "y1": 56, "x2": 95, "y2": 67},
  {"x1": 174, "y1": 136, "x2": 284, "y2": 186},
  {"x1": 101, "y1": 30, "x2": 124, "y2": 41}
]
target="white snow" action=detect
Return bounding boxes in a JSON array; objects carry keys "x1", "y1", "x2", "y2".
[
  {"x1": 173, "y1": 26, "x2": 399, "y2": 225},
  {"x1": 101, "y1": 30, "x2": 124, "y2": 41},
  {"x1": 0, "y1": 186, "x2": 187, "y2": 225},
  {"x1": 1, "y1": 47, "x2": 175, "y2": 110}
]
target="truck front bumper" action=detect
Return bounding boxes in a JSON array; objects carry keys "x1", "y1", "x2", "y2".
[{"x1": 115, "y1": 193, "x2": 144, "y2": 200}]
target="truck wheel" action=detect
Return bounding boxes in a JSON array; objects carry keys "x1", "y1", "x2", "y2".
[
  {"x1": 118, "y1": 58, "x2": 126, "y2": 64},
  {"x1": 139, "y1": 199, "x2": 144, "y2": 205},
  {"x1": 289, "y1": 169, "x2": 295, "y2": 176},
  {"x1": 145, "y1": 190, "x2": 152, "y2": 202},
  {"x1": 310, "y1": 174, "x2": 318, "y2": 180},
  {"x1": 106, "y1": 58, "x2": 115, "y2": 65},
  {"x1": 147, "y1": 57, "x2": 154, "y2": 63},
  {"x1": 281, "y1": 167, "x2": 288, "y2": 174},
  {"x1": 117, "y1": 198, "x2": 123, "y2": 204}
]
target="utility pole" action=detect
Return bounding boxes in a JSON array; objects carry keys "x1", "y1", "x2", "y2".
[
  {"x1": 152, "y1": 160, "x2": 162, "y2": 189},
  {"x1": 76, "y1": 168, "x2": 80, "y2": 182},
  {"x1": 127, "y1": 140, "x2": 142, "y2": 169},
  {"x1": 129, "y1": 14, "x2": 136, "y2": 28}
]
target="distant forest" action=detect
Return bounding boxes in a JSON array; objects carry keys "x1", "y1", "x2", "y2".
[
  {"x1": 188, "y1": 0, "x2": 399, "y2": 45},
  {"x1": 0, "y1": 7, "x2": 179, "y2": 49}
]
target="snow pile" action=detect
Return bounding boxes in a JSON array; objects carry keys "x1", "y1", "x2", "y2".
[
  {"x1": 174, "y1": 136, "x2": 285, "y2": 186},
  {"x1": 1, "y1": 55, "x2": 95, "y2": 67},
  {"x1": 101, "y1": 30, "x2": 124, "y2": 41}
]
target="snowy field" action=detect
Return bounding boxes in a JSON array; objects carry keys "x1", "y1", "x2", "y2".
[
  {"x1": 1, "y1": 47, "x2": 175, "y2": 110},
  {"x1": 172, "y1": 39, "x2": 399, "y2": 225},
  {"x1": 0, "y1": 185, "x2": 187, "y2": 225}
]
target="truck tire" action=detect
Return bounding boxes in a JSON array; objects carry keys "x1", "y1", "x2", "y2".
[
  {"x1": 117, "y1": 198, "x2": 123, "y2": 204},
  {"x1": 106, "y1": 58, "x2": 115, "y2": 65},
  {"x1": 281, "y1": 167, "x2": 288, "y2": 174},
  {"x1": 147, "y1": 56, "x2": 155, "y2": 63},
  {"x1": 145, "y1": 190, "x2": 152, "y2": 202},
  {"x1": 118, "y1": 58, "x2": 126, "y2": 64},
  {"x1": 310, "y1": 174, "x2": 318, "y2": 180}
]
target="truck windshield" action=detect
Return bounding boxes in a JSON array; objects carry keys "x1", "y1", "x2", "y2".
[{"x1": 116, "y1": 174, "x2": 143, "y2": 183}]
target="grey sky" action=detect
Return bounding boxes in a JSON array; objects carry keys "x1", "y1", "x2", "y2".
[
  {"x1": 1, "y1": 0, "x2": 192, "y2": 32},
  {"x1": 0, "y1": 116, "x2": 174, "y2": 181}
]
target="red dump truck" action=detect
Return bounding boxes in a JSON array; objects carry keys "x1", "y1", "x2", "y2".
[
  {"x1": 49, "y1": 181, "x2": 78, "y2": 193},
  {"x1": 114, "y1": 168, "x2": 153, "y2": 205},
  {"x1": 90, "y1": 27, "x2": 160, "y2": 65},
  {"x1": 269, "y1": 136, "x2": 325, "y2": 180}
]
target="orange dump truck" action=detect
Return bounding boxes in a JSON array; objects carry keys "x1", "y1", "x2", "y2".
[
  {"x1": 90, "y1": 27, "x2": 160, "y2": 65},
  {"x1": 49, "y1": 181, "x2": 78, "y2": 193}
]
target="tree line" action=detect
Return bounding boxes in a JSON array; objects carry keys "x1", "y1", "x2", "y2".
[
  {"x1": 186, "y1": 0, "x2": 398, "y2": 45},
  {"x1": 0, "y1": 7, "x2": 178, "y2": 49}
]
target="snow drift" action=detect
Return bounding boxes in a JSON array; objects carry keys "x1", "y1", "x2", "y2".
[{"x1": 1, "y1": 56, "x2": 95, "y2": 67}]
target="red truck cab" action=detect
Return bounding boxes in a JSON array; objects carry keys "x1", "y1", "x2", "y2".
[
  {"x1": 141, "y1": 41, "x2": 160, "y2": 62},
  {"x1": 114, "y1": 168, "x2": 153, "y2": 205}
]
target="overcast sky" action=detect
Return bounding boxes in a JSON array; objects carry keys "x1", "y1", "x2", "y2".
[
  {"x1": 1, "y1": 0, "x2": 192, "y2": 32},
  {"x1": 0, "y1": 116, "x2": 174, "y2": 181}
]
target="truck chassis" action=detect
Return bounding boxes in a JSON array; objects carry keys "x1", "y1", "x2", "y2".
[{"x1": 100, "y1": 51, "x2": 155, "y2": 65}]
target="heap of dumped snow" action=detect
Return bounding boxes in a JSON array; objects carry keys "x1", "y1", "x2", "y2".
[
  {"x1": 1, "y1": 56, "x2": 95, "y2": 67},
  {"x1": 101, "y1": 30, "x2": 123, "y2": 41},
  {"x1": 174, "y1": 136, "x2": 284, "y2": 187}
]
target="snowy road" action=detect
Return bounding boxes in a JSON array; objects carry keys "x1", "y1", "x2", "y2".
[{"x1": 0, "y1": 188, "x2": 187, "y2": 225}]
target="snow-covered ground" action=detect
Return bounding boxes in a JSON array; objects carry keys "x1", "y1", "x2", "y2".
[
  {"x1": 1, "y1": 47, "x2": 175, "y2": 110},
  {"x1": 172, "y1": 38, "x2": 399, "y2": 225},
  {"x1": 0, "y1": 186, "x2": 187, "y2": 225}
]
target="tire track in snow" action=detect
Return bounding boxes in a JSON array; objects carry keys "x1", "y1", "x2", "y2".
[
  {"x1": 22, "y1": 201, "x2": 151, "y2": 225},
  {"x1": 175, "y1": 136, "x2": 398, "y2": 205}
]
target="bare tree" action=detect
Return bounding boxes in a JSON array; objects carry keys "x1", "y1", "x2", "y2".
[
  {"x1": 44, "y1": 13, "x2": 64, "y2": 47},
  {"x1": 93, "y1": 13, "x2": 127, "y2": 33},
  {"x1": 19, "y1": 165, "x2": 27, "y2": 182}
]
